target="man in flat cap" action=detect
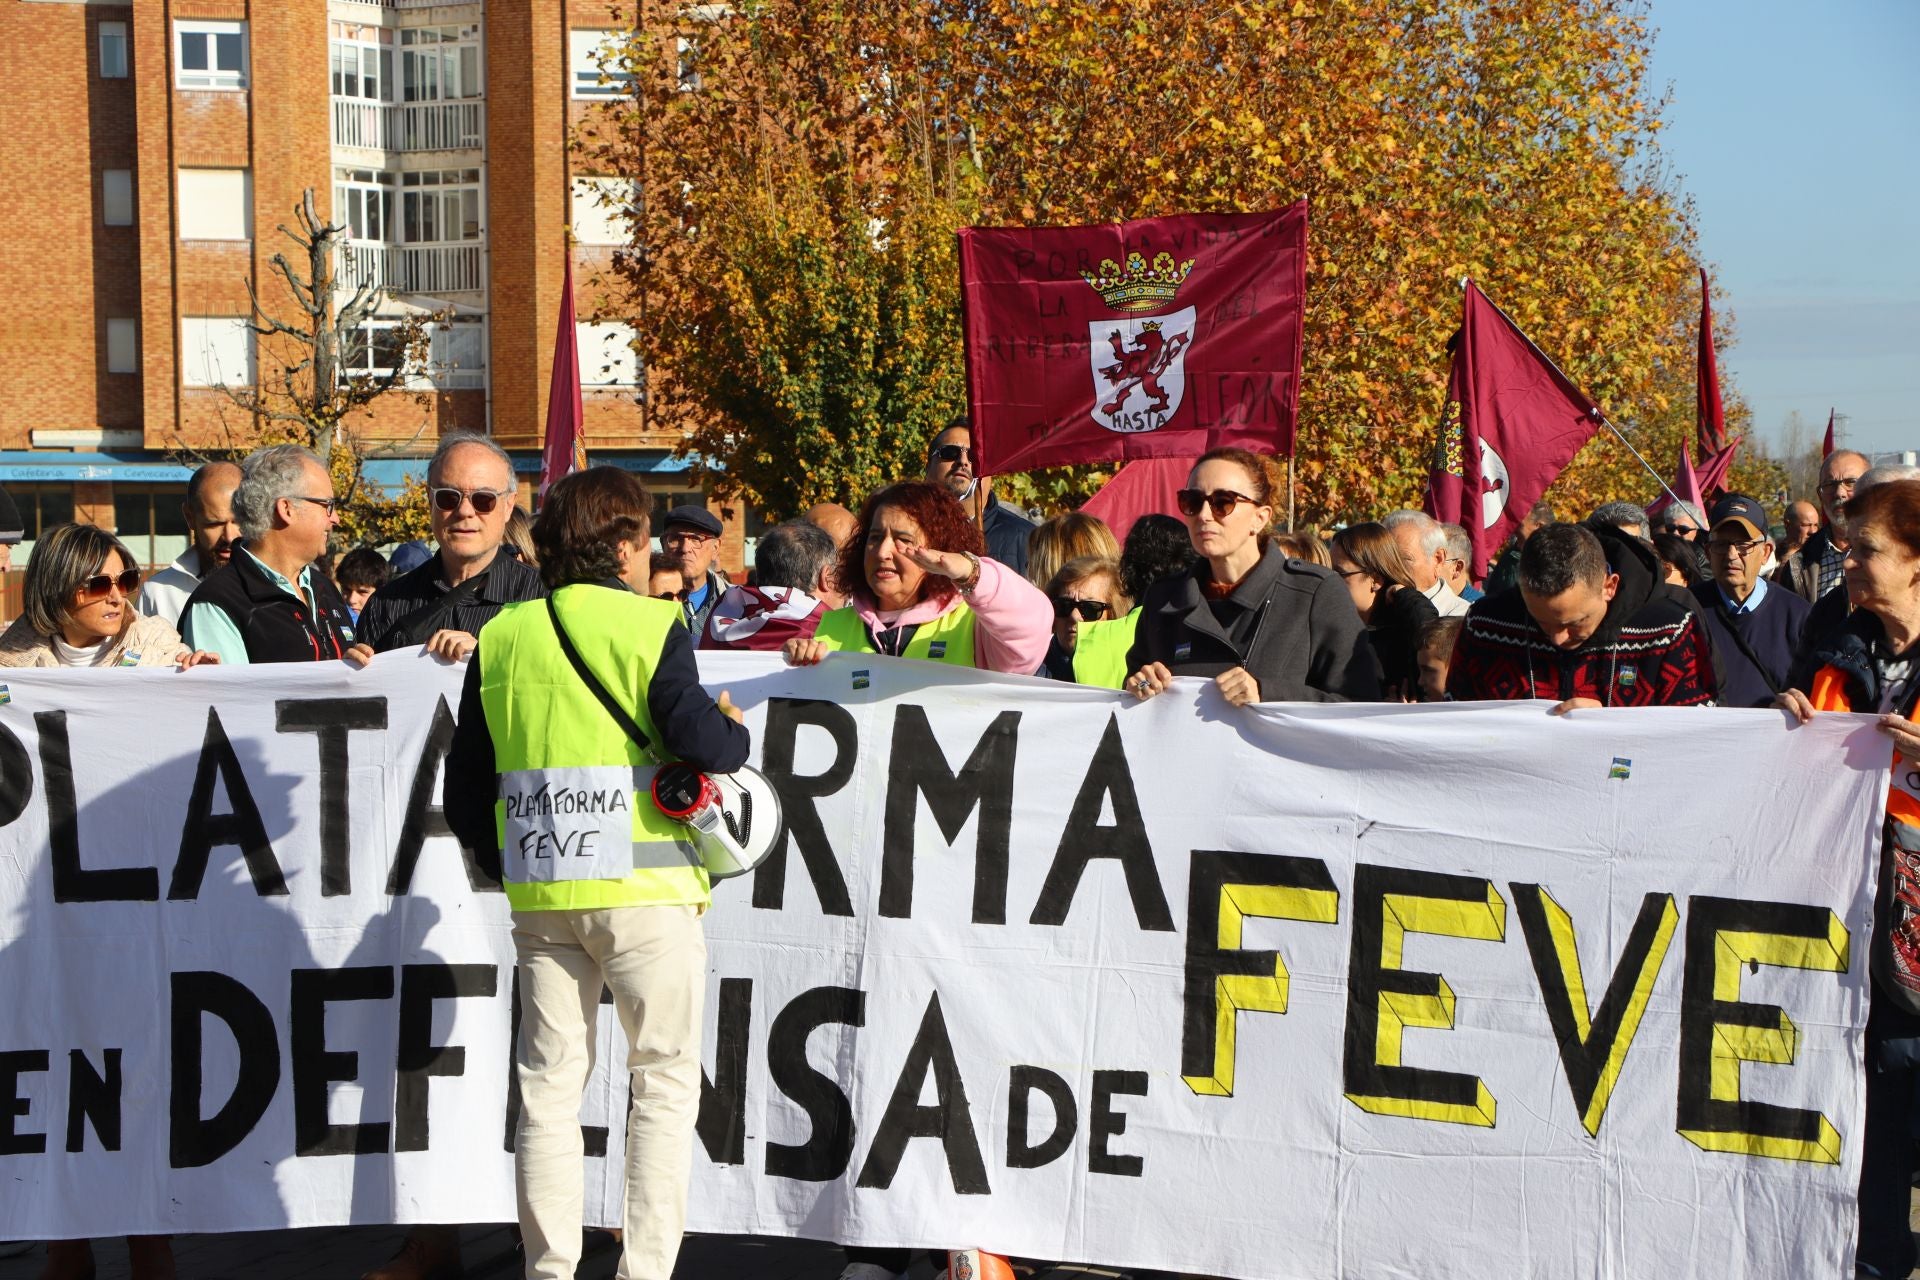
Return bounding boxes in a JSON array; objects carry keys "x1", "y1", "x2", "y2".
[{"x1": 657, "y1": 504, "x2": 729, "y2": 633}]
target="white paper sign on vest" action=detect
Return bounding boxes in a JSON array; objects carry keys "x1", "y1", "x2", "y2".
[{"x1": 0, "y1": 649, "x2": 1890, "y2": 1280}]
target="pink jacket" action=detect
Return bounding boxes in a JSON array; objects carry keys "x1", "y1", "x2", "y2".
[{"x1": 845, "y1": 558, "x2": 1051, "y2": 675}]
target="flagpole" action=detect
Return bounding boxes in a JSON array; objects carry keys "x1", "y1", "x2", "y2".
[
  {"x1": 1287, "y1": 455, "x2": 1296, "y2": 531},
  {"x1": 1601, "y1": 419, "x2": 1691, "y2": 513}
]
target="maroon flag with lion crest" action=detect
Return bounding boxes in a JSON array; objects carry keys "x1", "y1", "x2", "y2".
[{"x1": 957, "y1": 203, "x2": 1308, "y2": 475}]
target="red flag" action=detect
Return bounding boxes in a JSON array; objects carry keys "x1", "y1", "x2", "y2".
[
  {"x1": 1822, "y1": 408, "x2": 1836, "y2": 458},
  {"x1": 1696, "y1": 268, "x2": 1727, "y2": 457},
  {"x1": 1422, "y1": 281, "x2": 1604, "y2": 576},
  {"x1": 1646, "y1": 441, "x2": 1704, "y2": 519},
  {"x1": 539, "y1": 254, "x2": 587, "y2": 498},
  {"x1": 1078, "y1": 455, "x2": 1197, "y2": 546},
  {"x1": 957, "y1": 203, "x2": 1308, "y2": 475},
  {"x1": 1697, "y1": 435, "x2": 1742, "y2": 502}
]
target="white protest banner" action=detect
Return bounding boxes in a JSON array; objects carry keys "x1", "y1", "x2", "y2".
[{"x1": 0, "y1": 650, "x2": 1890, "y2": 1279}]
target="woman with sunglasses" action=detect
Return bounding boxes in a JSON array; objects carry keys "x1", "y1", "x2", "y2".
[
  {"x1": 1125, "y1": 447, "x2": 1378, "y2": 705},
  {"x1": 1329, "y1": 522, "x2": 1437, "y2": 702},
  {"x1": 0, "y1": 523, "x2": 217, "y2": 670},
  {"x1": 785, "y1": 481, "x2": 1051, "y2": 678},
  {"x1": 1040, "y1": 555, "x2": 1132, "y2": 681}
]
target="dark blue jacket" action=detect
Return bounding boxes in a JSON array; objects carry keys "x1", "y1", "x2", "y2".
[
  {"x1": 983, "y1": 493, "x2": 1035, "y2": 577},
  {"x1": 1690, "y1": 579, "x2": 1810, "y2": 708}
]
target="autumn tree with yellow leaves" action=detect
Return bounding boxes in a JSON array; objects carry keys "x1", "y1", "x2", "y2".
[{"x1": 585, "y1": 0, "x2": 1776, "y2": 525}]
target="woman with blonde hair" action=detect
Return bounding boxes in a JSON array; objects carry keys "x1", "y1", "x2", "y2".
[
  {"x1": 1025, "y1": 510, "x2": 1120, "y2": 590},
  {"x1": 0, "y1": 523, "x2": 216, "y2": 669},
  {"x1": 1330, "y1": 521, "x2": 1437, "y2": 700},
  {"x1": 1272, "y1": 529, "x2": 1330, "y2": 567}
]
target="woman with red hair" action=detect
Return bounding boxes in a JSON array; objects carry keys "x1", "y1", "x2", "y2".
[{"x1": 784, "y1": 481, "x2": 1050, "y2": 674}]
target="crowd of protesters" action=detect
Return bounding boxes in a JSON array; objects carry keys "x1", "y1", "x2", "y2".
[{"x1": 2, "y1": 430, "x2": 1917, "y2": 1280}]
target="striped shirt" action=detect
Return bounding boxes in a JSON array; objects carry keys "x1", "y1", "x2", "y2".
[{"x1": 357, "y1": 549, "x2": 546, "y2": 653}]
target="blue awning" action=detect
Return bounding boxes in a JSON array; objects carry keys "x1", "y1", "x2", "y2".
[
  {"x1": 363, "y1": 450, "x2": 700, "y2": 491},
  {"x1": 0, "y1": 451, "x2": 195, "y2": 483}
]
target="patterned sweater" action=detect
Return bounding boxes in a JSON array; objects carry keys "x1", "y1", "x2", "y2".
[{"x1": 1447, "y1": 523, "x2": 1716, "y2": 707}]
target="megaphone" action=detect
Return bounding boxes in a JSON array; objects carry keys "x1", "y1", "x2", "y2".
[{"x1": 650, "y1": 762, "x2": 786, "y2": 880}]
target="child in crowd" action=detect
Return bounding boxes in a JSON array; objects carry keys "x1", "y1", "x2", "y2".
[{"x1": 335, "y1": 546, "x2": 391, "y2": 623}]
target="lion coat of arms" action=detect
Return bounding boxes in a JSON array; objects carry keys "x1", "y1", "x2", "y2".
[{"x1": 1081, "y1": 251, "x2": 1197, "y2": 435}]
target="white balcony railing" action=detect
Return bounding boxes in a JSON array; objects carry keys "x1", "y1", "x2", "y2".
[
  {"x1": 332, "y1": 98, "x2": 484, "y2": 152},
  {"x1": 338, "y1": 241, "x2": 484, "y2": 295}
]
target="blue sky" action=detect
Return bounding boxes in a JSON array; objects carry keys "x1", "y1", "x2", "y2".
[{"x1": 1646, "y1": 0, "x2": 1917, "y2": 456}]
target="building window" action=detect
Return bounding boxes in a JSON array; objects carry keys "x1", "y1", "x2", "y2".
[
  {"x1": 400, "y1": 168, "x2": 482, "y2": 243},
  {"x1": 103, "y1": 170, "x2": 134, "y2": 226},
  {"x1": 335, "y1": 168, "x2": 395, "y2": 242},
  {"x1": 174, "y1": 20, "x2": 248, "y2": 91},
  {"x1": 114, "y1": 487, "x2": 189, "y2": 571},
  {"x1": 181, "y1": 317, "x2": 254, "y2": 388},
  {"x1": 106, "y1": 319, "x2": 138, "y2": 374},
  {"x1": 330, "y1": 29, "x2": 392, "y2": 102},
  {"x1": 569, "y1": 29, "x2": 632, "y2": 99},
  {"x1": 342, "y1": 317, "x2": 487, "y2": 389},
  {"x1": 571, "y1": 178, "x2": 635, "y2": 247},
  {"x1": 99, "y1": 21, "x2": 129, "y2": 79},
  {"x1": 577, "y1": 321, "x2": 640, "y2": 387},
  {"x1": 401, "y1": 25, "x2": 483, "y2": 101},
  {"x1": 9, "y1": 485, "x2": 75, "y2": 564},
  {"x1": 177, "y1": 169, "x2": 252, "y2": 240}
]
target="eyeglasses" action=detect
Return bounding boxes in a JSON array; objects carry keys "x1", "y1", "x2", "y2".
[
  {"x1": 291, "y1": 496, "x2": 338, "y2": 516},
  {"x1": 653, "y1": 586, "x2": 692, "y2": 602},
  {"x1": 1818, "y1": 476, "x2": 1863, "y2": 495},
  {"x1": 1176, "y1": 488, "x2": 1260, "y2": 519},
  {"x1": 431, "y1": 486, "x2": 514, "y2": 515},
  {"x1": 662, "y1": 529, "x2": 716, "y2": 545},
  {"x1": 1051, "y1": 596, "x2": 1112, "y2": 622},
  {"x1": 1665, "y1": 523, "x2": 1699, "y2": 538},
  {"x1": 1709, "y1": 538, "x2": 1768, "y2": 556},
  {"x1": 929, "y1": 443, "x2": 973, "y2": 465},
  {"x1": 76, "y1": 569, "x2": 141, "y2": 602},
  {"x1": 1332, "y1": 565, "x2": 1373, "y2": 581}
]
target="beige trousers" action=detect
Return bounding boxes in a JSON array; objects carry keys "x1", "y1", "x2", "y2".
[{"x1": 511, "y1": 904, "x2": 706, "y2": 1280}]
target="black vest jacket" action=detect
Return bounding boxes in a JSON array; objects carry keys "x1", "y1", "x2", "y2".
[{"x1": 186, "y1": 548, "x2": 357, "y2": 663}]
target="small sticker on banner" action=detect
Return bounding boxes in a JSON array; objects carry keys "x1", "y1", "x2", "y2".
[
  {"x1": 1175, "y1": 642, "x2": 1192, "y2": 660},
  {"x1": 928, "y1": 641, "x2": 947, "y2": 659},
  {"x1": 1608, "y1": 757, "x2": 1632, "y2": 781},
  {"x1": 0, "y1": 684, "x2": 12, "y2": 705},
  {"x1": 119, "y1": 651, "x2": 142, "y2": 667},
  {"x1": 851, "y1": 669, "x2": 871, "y2": 690},
  {"x1": 500, "y1": 766, "x2": 635, "y2": 883}
]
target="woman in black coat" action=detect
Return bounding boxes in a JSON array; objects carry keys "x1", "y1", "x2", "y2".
[
  {"x1": 1124, "y1": 447, "x2": 1379, "y2": 705},
  {"x1": 1330, "y1": 521, "x2": 1439, "y2": 701}
]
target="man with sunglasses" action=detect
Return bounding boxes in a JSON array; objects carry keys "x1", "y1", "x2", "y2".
[
  {"x1": 180, "y1": 445, "x2": 360, "y2": 665},
  {"x1": 923, "y1": 421, "x2": 1034, "y2": 577},
  {"x1": 657, "y1": 505, "x2": 730, "y2": 635},
  {"x1": 351, "y1": 433, "x2": 544, "y2": 665},
  {"x1": 1690, "y1": 493, "x2": 1810, "y2": 707}
]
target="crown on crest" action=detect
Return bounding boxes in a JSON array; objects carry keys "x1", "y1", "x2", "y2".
[{"x1": 1080, "y1": 251, "x2": 1195, "y2": 312}]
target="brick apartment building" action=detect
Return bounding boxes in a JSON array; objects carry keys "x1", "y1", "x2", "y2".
[{"x1": 0, "y1": 0, "x2": 749, "y2": 573}]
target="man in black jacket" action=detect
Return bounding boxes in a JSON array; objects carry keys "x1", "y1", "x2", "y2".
[
  {"x1": 1691, "y1": 494, "x2": 1810, "y2": 707},
  {"x1": 180, "y1": 445, "x2": 357, "y2": 664},
  {"x1": 351, "y1": 433, "x2": 543, "y2": 662},
  {"x1": 924, "y1": 421, "x2": 1035, "y2": 576}
]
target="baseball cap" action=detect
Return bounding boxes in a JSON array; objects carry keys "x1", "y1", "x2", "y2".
[
  {"x1": 1708, "y1": 493, "x2": 1769, "y2": 542},
  {"x1": 663, "y1": 505, "x2": 722, "y2": 537}
]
